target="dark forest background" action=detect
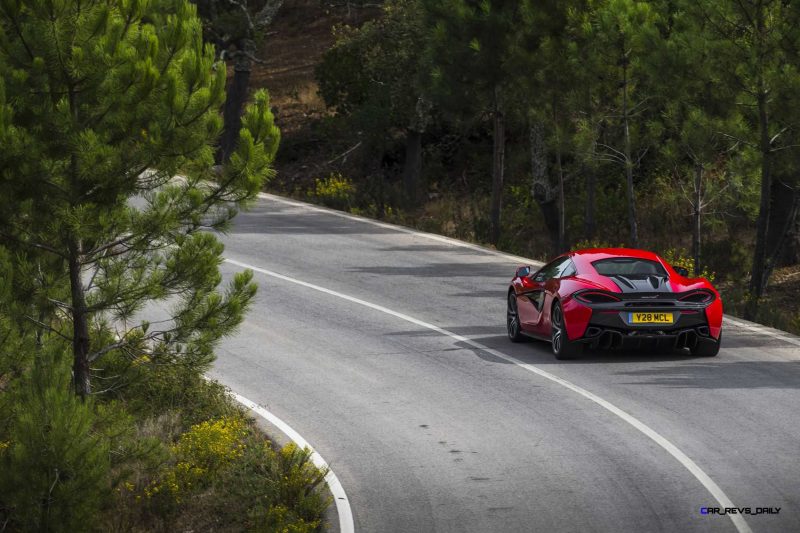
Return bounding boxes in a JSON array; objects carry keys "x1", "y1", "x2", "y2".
[{"x1": 243, "y1": 0, "x2": 800, "y2": 333}]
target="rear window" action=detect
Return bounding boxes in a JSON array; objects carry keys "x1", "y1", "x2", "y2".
[{"x1": 592, "y1": 258, "x2": 667, "y2": 278}]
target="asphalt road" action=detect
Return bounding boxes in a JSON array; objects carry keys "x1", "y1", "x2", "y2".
[{"x1": 209, "y1": 194, "x2": 800, "y2": 533}]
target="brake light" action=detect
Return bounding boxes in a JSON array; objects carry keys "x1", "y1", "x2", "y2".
[
  {"x1": 679, "y1": 290, "x2": 715, "y2": 304},
  {"x1": 574, "y1": 291, "x2": 621, "y2": 304}
]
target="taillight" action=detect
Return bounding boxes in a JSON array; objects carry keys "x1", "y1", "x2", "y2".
[
  {"x1": 679, "y1": 290, "x2": 715, "y2": 304},
  {"x1": 574, "y1": 291, "x2": 621, "y2": 304}
]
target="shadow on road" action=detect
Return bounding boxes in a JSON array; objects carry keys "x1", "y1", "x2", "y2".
[
  {"x1": 613, "y1": 361, "x2": 800, "y2": 388},
  {"x1": 439, "y1": 332, "x2": 800, "y2": 388},
  {"x1": 449, "y1": 290, "x2": 507, "y2": 298},
  {"x1": 455, "y1": 334, "x2": 710, "y2": 364},
  {"x1": 720, "y1": 330, "x2": 800, "y2": 349}
]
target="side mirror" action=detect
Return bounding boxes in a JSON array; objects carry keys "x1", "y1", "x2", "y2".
[
  {"x1": 672, "y1": 265, "x2": 690, "y2": 277},
  {"x1": 516, "y1": 265, "x2": 531, "y2": 278}
]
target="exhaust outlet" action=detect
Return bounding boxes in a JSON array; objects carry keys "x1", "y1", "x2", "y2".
[
  {"x1": 685, "y1": 331, "x2": 698, "y2": 349},
  {"x1": 609, "y1": 331, "x2": 624, "y2": 349},
  {"x1": 598, "y1": 332, "x2": 613, "y2": 350},
  {"x1": 676, "y1": 331, "x2": 686, "y2": 350}
]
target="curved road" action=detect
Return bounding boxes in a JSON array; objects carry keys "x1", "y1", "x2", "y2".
[{"x1": 210, "y1": 194, "x2": 800, "y2": 533}]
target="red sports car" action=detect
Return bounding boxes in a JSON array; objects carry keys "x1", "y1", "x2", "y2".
[{"x1": 507, "y1": 248, "x2": 722, "y2": 359}]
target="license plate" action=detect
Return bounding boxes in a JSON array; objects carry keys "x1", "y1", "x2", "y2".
[{"x1": 629, "y1": 312, "x2": 673, "y2": 324}]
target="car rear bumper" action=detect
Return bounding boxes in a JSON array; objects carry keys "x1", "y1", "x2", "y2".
[
  {"x1": 577, "y1": 325, "x2": 714, "y2": 351},
  {"x1": 570, "y1": 298, "x2": 719, "y2": 349}
]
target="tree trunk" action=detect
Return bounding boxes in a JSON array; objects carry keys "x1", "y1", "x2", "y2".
[
  {"x1": 552, "y1": 96, "x2": 566, "y2": 253},
  {"x1": 621, "y1": 56, "x2": 638, "y2": 248},
  {"x1": 216, "y1": 55, "x2": 252, "y2": 164},
  {"x1": 490, "y1": 89, "x2": 505, "y2": 246},
  {"x1": 68, "y1": 240, "x2": 91, "y2": 398},
  {"x1": 746, "y1": 88, "x2": 772, "y2": 319},
  {"x1": 693, "y1": 164, "x2": 702, "y2": 276},
  {"x1": 768, "y1": 178, "x2": 799, "y2": 266},
  {"x1": 66, "y1": 83, "x2": 90, "y2": 398},
  {"x1": 556, "y1": 148, "x2": 566, "y2": 253},
  {"x1": 403, "y1": 129, "x2": 423, "y2": 208},
  {"x1": 779, "y1": 202, "x2": 800, "y2": 265},
  {"x1": 584, "y1": 166, "x2": 596, "y2": 240},
  {"x1": 376, "y1": 169, "x2": 385, "y2": 220},
  {"x1": 535, "y1": 197, "x2": 561, "y2": 253},
  {"x1": 770, "y1": 194, "x2": 800, "y2": 271},
  {"x1": 530, "y1": 122, "x2": 558, "y2": 251}
]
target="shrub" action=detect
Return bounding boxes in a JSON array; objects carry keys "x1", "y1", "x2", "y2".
[
  {"x1": 573, "y1": 238, "x2": 619, "y2": 250},
  {"x1": 138, "y1": 421, "x2": 330, "y2": 532},
  {"x1": 146, "y1": 417, "x2": 248, "y2": 503},
  {"x1": 0, "y1": 351, "x2": 110, "y2": 532},
  {"x1": 105, "y1": 353, "x2": 239, "y2": 428},
  {"x1": 310, "y1": 173, "x2": 356, "y2": 210},
  {"x1": 661, "y1": 248, "x2": 716, "y2": 282},
  {"x1": 223, "y1": 440, "x2": 330, "y2": 532}
]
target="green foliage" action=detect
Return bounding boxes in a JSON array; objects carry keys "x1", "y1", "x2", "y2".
[
  {"x1": 0, "y1": 1, "x2": 324, "y2": 531},
  {"x1": 423, "y1": 0, "x2": 525, "y2": 113},
  {"x1": 0, "y1": 350, "x2": 109, "y2": 532},
  {"x1": 0, "y1": 0, "x2": 279, "y2": 397},
  {"x1": 319, "y1": 0, "x2": 428, "y2": 123},
  {"x1": 316, "y1": 0, "x2": 431, "y2": 211},
  {"x1": 97, "y1": 346, "x2": 239, "y2": 427}
]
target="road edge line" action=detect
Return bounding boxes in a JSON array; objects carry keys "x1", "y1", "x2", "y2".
[
  {"x1": 225, "y1": 257, "x2": 752, "y2": 533},
  {"x1": 224, "y1": 385, "x2": 355, "y2": 533}
]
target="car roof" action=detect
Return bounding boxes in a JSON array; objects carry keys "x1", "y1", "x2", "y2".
[{"x1": 570, "y1": 248, "x2": 663, "y2": 262}]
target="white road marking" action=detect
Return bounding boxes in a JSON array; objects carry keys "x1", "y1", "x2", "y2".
[
  {"x1": 259, "y1": 193, "x2": 800, "y2": 349},
  {"x1": 227, "y1": 389, "x2": 355, "y2": 533},
  {"x1": 225, "y1": 256, "x2": 752, "y2": 533}
]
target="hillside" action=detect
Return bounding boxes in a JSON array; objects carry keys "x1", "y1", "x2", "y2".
[{"x1": 251, "y1": 1, "x2": 380, "y2": 187}]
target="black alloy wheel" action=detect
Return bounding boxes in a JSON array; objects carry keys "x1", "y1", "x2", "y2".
[
  {"x1": 551, "y1": 301, "x2": 581, "y2": 360},
  {"x1": 507, "y1": 292, "x2": 525, "y2": 343}
]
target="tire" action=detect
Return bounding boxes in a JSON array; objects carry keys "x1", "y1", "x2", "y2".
[
  {"x1": 507, "y1": 292, "x2": 526, "y2": 342},
  {"x1": 551, "y1": 300, "x2": 581, "y2": 360},
  {"x1": 692, "y1": 331, "x2": 721, "y2": 357}
]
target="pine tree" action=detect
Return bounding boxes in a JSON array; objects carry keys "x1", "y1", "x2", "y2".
[
  {"x1": 1, "y1": 347, "x2": 109, "y2": 531},
  {"x1": 579, "y1": 0, "x2": 660, "y2": 248},
  {"x1": 691, "y1": 0, "x2": 800, "y2": 315},
  {"x1": 655, "y1": 2, "x2": 738, "y2": 276},
  {"x1": 193, "y1": 0, "x2": 284, "y2": 163},
  {"x1": 517, "y1": 0, "x2": 581, "y2": 254},
  {"x1": 422, "y1": 0, "x2": 524, "y2": 245},
  {"x1": 0, "y1": 0, "x2": 280, "y2": 397},
  {"x1": 317, "y1": 0, "x2": 431, "y2": 209}
]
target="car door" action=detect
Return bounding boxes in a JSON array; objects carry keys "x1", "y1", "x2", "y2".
[
  {"x1": 518, "y1": 257, "x2": 570, "y2": 332},
  {"x1": 537, "y1": 257, "x2": 577, "y2": 334}
]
